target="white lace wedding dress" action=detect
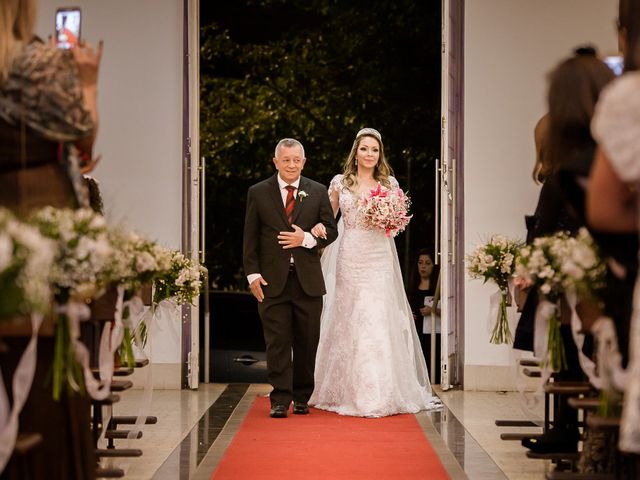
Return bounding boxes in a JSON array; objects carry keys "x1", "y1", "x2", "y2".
[{"x1": 309, "y1": 174, "x2": 440, "y2": 417}]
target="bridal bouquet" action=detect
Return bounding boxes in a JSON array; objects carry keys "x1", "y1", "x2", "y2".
[
  {"x1": 467, "y1": 234, "x2": 522, "y2": 344},
  {"x1": 0, "y1": 208, "x2": 55, "y2": 319},
  {"x1": 515, "y1": 228, "x2": 605, "y2": 371},
  {"x1": 357, "y1": 182, "x2": 412, "y2": 237}
]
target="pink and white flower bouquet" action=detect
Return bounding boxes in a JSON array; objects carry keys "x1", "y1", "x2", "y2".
[{"x1": 357, "y1": 183, "x2": 412, "y2": 237}]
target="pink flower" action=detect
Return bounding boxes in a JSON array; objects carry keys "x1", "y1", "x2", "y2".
[{"x1": 357, "y1": 183, "x2": 412, "y2": 237}]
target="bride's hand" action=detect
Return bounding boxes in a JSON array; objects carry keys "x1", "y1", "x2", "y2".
[{"x1": 311, "y1": 223, "x2": 327, "y2": 239}]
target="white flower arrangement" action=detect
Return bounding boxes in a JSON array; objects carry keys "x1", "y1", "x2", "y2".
[
  {"x1": 515, "y1": 228, "x2": 605, "y2": 371},
  {"x1": 108, "y1": 229, "x2": 171, "y2": 294},
  {"x1": 298, "y1": 190, "x2": 308, "y2": 202},
  {"x1": 30, "y1": 207, "x2": 113, "y2": 303},
  {"x1": 153, "y1": 251, "x2": 206, "y2": 305},
  {"x1": 466, "y1": 234, "x2": 523, "y2": 344},
  {"x1": 0, "y1": 208, "x2": 55, "y2": 319},
  {"x1": 515, "y1": 228, "x2": 605, "y2": 302}
]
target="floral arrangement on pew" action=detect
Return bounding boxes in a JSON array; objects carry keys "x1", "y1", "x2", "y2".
[
  {"x1": 466, "y1": 235, "x2": 523, "y2": 344},
  {"x1": 0, "y1": 206, "x2": 207, "y2": 403},
  {"x1": 107, "y1": 230, "x2": 173, "y2": 367},
  {"x1": 515, "y1": 228, "x2": 605, "y2": 372},
  {"x1": 29, "y1": 207, "x2": 114, "y2": 400},
  {"x1": 356, "y1": 183, "x2": 412, "y2": 238},
  {"x1": 153, "y1": 250, "x2": 206, "y2": 306},
  {"x1": 0, "y1": 208, "x2": 55, "y2": 320}
]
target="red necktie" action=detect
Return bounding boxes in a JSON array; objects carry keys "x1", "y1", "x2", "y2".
[{"x1": 285, "y1": 185, "x2": 296, "y2": 225}]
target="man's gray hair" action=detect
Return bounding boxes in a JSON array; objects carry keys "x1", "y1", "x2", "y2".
[{"x1": 275, "y1": 138, "x2": 305, "y2": 158}]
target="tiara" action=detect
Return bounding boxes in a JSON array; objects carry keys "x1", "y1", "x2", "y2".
[{"x1": 356, "y1": 127, "x2": 382, "y2": 142}]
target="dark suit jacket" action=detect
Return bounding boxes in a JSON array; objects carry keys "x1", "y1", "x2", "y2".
[{"x1": 243, "y1": 174, "x2": 338, "y2": 298}]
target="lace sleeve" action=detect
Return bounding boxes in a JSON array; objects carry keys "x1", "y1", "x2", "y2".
[
  {"x1": 328, "y1": 174, "x2": 344, "y2": 196},
  {"x1": 592, "y1": 72, "x2": 640, "y2": 183},
  {"x1": 389, "y1": 176, "x2": 400, "y2": 189}
]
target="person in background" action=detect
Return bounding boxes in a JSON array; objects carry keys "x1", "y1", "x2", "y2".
[
  {"x1": 0, "y1": 1, "x2": 103, "y2": 478},
  {"x1": 408, "y1": 248, "x2": 441, "y2": 384},
  {"x1": 519, "y1": 46, "x2": 615, "y2": 455},
  {"x1": 0, "y1": 0, "x2": 102, "y2": 215},
  {"x1": 587, "y1": 0, "x2": 640, "y2": 456}
]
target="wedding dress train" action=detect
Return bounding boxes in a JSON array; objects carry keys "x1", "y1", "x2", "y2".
[{"x1": 309, "y1": 175, "x2": 440, "y2": 417}]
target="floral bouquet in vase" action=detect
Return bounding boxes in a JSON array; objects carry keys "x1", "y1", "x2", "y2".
[
  {"x1": 356, "y1": 182, "x2": 412, "y2": 237},
  {"x1": 467, "y1": 235, "x2": 522, "y2": 344},
  {"x1": 515, "y1": 228, "x2": 605, "y2": 371}
]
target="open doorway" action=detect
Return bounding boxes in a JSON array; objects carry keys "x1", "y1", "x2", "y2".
[{"x1": 198, "y1": 1, "x2": 443, "y2": 384}]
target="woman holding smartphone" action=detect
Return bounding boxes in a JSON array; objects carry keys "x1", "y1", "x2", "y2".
[
  {"x1": 0, "y1": 1, "x2": 103, "y2": 478},
  {"x1": 0, "y1": 0, "x2": 103, "y2": 214}
]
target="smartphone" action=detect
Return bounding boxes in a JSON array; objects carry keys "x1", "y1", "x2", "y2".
[
  {"x1": 55, "y1": 7, "x2": 81, "y2": 50},
  {"x1": 603, "y1": 55, "x2": 624, "y2": 76}
]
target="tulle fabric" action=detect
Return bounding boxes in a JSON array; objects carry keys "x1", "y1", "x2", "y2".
[{"x1": 309, "y1": 175, "x2": 440, "y2": 417}]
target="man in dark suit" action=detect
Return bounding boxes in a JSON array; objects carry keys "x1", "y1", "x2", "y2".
[{"x1": 243, "y1": 138, "x2": 338, "y2": 418}]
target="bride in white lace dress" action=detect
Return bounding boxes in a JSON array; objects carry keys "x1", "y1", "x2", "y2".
[{"x1": 308, "y1": 128, "x2": 440, "y2": 417}]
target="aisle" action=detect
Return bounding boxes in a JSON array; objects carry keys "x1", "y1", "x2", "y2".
[{"x1": 210, "y1": 396, "x2": 450, "y2": 480}]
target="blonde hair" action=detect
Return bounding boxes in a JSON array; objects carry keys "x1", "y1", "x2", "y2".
[
  {"x1": 0, "y1": 0, "x2": 36, "y2": 82},
  {"x1": 341, "y1": 128, "x2": 394, "y2": 190}
]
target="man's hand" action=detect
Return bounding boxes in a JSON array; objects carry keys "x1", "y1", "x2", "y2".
[
  {"x1": 249, "y1": 276, "x2": 268, "y2": 302},
  {"x1": 278, "y1": 224, "x2": 305, "y2": 249}
]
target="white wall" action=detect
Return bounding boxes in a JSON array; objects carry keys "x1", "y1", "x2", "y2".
[
  {"x1": 463, "y1": 0, "x2": 617, "y2": 389},
  {"x1": 37, "y1": 1, "x2": 184, "y2": 386}
]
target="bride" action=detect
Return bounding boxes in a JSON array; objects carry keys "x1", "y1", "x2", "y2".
[{"x1": 308, "y1": 127, "x2": 440, "y2": 417}]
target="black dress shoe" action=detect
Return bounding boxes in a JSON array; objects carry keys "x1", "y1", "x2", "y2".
[
  {"x1": 521, "y1": 427, "x2": 579, "y2": 453},
  {"x1": 269, "y1": 405, "x2": 288, "y2": 418},
  {"x1": 292, "y1": 402, "x2": 309, "y2": 415}
]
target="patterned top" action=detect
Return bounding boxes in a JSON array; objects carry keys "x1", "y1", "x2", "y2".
[
  {"x1": 0, "y1": 39, "x2": 93, "y2": 142},
  {"x1": 0, "y1": 40, "x2": 93, "y2": 207},
  {"x1": 591, "y1": 71, "x2": 640, "y2": 183}
]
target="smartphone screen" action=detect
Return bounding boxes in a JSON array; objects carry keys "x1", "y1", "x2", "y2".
[
  {"x1": 603, "y1": 55, "x2": 624, "y2": 76},
  {"x1": 55, "y1": 7, "x2": 81, "y2": 50}
]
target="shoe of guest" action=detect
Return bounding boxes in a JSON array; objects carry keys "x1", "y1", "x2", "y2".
[
  {"x1": 292, "y1": 401, "x2": 309, "y2": 415},
  {"x1": 521, "y1": 427, "x2": 579, "y2": 453},
  {"x1": 269, "y1": 404, "x2": 288, "y2": 418}
]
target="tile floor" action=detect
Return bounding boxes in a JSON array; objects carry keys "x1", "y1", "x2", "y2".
[{"x1": 100, "y1": 384, "x2": 551, "y2": 479}]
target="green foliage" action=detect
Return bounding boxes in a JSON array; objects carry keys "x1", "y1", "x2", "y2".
[{"x1": 201, "y1": 0, "x2": 441, "y2": 289}]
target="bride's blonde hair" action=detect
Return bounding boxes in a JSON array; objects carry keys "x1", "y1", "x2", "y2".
[{"x1": 341, "y1": 127, "x2": 393, "y2": 190}]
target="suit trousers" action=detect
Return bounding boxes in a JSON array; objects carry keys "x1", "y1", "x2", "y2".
[{"x1": 257, "y1": 267, "x2": 322, "y2": 407}]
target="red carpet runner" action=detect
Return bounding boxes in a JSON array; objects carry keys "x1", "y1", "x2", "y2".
[{"x1": 211, "y1": 396, "x2": 450, "y2": 479}]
